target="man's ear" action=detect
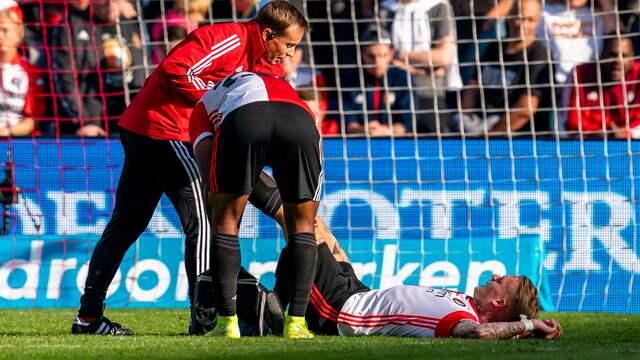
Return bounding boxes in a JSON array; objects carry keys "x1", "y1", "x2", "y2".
[
  {"x1": 262, "y1": 28, "x2": 274, "y2": 41},
  {"x1": 491, "y1": 297, "x2": 507, "y2": 309}
]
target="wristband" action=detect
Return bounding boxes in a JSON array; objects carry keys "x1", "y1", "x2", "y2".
[{"x1": 522, "y1": 319, "x2": 534, "y2": 332}]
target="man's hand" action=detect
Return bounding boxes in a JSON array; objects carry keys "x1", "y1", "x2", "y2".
[
  {"x1": 532, "y1": 318, "x2": 563, "y2": 340},
  {"x1": 76, "y1": 124, "x2": 107, "y2": 137},
  {"x1": 368, "y1": 121, "x2": 392, "y2": 136}
]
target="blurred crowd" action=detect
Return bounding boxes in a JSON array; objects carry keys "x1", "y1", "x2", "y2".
[{"x1": 3, "y1": 0, "x2": 640, "y2": 138}]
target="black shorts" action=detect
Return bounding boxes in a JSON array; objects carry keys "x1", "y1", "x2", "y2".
[
  {"x1": 306, "y1": 244, "x2": 370, "y2": 335},
  {"x1": 210, "y1": 101, "x2": 322, "y2": 203}
]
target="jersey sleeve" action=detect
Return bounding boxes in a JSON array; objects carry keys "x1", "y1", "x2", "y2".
[
  {"x1": 434, "y1": 311, "x2": 479, "y2": 338},
  {"x1": 160, "y1": 24, "x2": 243, "y2": 103},
  {"x1": 189, "y1": 102, "x2": 213, "y2": 148},
  {"x1": 25, "y1": 63, "x2": 48, "y2": 119}
]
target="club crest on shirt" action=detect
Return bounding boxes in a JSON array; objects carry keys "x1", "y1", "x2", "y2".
[
  {"x1": 587, "y1": 91, "x2": 598, "y2": 101},
  {"x1": 629, "y1": 92, "x2": 636, "y2": 103}
]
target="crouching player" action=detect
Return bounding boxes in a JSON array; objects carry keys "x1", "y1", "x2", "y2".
[
  {"x1": 275, "y1": 221, "x2": 563, "y2": 340},
  {"x1": 190, "y1": 71, "x2": 322, "y2": 339}
]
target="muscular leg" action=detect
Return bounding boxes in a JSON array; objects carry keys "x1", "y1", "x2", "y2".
[
  {"x1": 249, "y1": 171, "x2": 347, "y2": 263},
  {"x1": 209, "y1": 192, "x2": 249, "y2": 316},
  {"x1": 283, "y1": 200, "x2": 319, "y2": 317}
]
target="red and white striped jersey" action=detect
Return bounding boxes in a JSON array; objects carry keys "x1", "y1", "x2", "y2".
[
  {"x1": 119, "y1": 21, "x2": 284, "y2": 141},
  {"x1": 337, "y1": 286, "x2": 480, "y2": 338},
  {"x1": 189, "y1": 72, "x2": 313, "y2": 147},
  {"x1": 0, "y1": 54, "x2": 46, "y2": 127}
]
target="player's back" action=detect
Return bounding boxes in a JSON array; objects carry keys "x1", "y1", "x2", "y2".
[
  {"x1": 189, "y1": 72, "x2": 314, "y2": 145},
  {"x1": 337, "y1": 285, "x2": 480, "y2": 338}
]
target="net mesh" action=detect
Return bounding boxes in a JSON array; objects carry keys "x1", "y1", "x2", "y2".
[{"x1": 0, "y1": 0, "x2": 638, "y2": 312}]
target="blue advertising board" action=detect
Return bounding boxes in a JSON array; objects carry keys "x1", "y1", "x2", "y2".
[{"x1": 0, "y1": 138, "x2": 638, "y2": 312}]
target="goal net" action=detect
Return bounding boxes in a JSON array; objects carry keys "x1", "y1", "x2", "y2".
[{"x1": 0, "y1": 0, "x2": 638, "y2": 313}]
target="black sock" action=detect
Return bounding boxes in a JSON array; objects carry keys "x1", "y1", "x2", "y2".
[
  {"x1": 287, "y1": 232, "x2": 317, "y2": 317},
  {"x1": 273, "y1": 246, "x2": 289, "y2": 309},
  {"x1": 210, "y1": 233, "x2": 240, "y2": 316},
  {"x1": 78, "y1": 286, "x2": 106, "y2": 318}
]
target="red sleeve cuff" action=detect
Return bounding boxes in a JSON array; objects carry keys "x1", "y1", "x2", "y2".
[{"x1": 435, "y1": 311, "x2": 479, "y2": 338}]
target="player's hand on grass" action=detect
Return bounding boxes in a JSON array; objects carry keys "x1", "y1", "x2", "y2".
[{"x1": 532, "y1": 318, "x2": 563, "y2": 340}]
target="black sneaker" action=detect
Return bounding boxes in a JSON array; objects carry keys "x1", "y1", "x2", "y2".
[
  {"x1": 71, "y1": 316, "x2": 133, "y2": 336},
  {"x1": 188, "y1": 302, "x2": 218, "y2": 335},
  {"x1": 189, "y1": 271, "x2": 218, "y2": 335}
]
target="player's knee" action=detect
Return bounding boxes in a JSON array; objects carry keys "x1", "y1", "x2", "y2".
[{"x1": 248, "y1": 173, "x2": 283, "y2": 219}]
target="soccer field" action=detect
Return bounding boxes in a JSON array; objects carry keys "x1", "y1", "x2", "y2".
[{"x1": 0, "y1": 310, "x2": 637, "y2": 360}]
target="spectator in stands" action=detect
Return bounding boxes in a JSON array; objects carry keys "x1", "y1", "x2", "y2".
[
  {"x1": 151, "y1": 0, "x2": 214, "y2": 64},
  {"x1": 0, "y1": 0, "x2": 46, "y2": 137},
  {"x1": 566, "y1": 35, "x2": 640, "y2": 138},
  {"x1": 537, "y1": 0, "x2": 615, "y2": 85},
  {"x1": 454, "y1": 0, "x2": 551, "y2": 135},
  {"x1": 282, "y1": 47, "x2": 333, "y2": 134},
  {"x1": 387, "y1": 0, "x2": 461, "y2": 134},
  {"x1": 341, "y1": 27, "x2": 414, "y2": 136},
  {"x1": 210, "y1": 0, "x2": 271, "y2": 21},
  {"x1": 297, "y1": 88, "x2": 322, "y2": 127},
  {"x1": 449, "y1": 0, "x2": 514, "y2": 84},
  {"x1": 48, "y1": 0, "x2": 144, "y2": 137}
]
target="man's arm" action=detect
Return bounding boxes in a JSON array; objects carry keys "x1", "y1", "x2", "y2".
[
  {"x1": 490, "y1": 94, "x2": 540, "y2": 133},
  {"x1": 451, "y1": 319, "x2": 563, "y2": 340}
]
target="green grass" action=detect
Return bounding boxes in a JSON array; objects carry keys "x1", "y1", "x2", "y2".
[{"x1": 0, "y1": 310, "x2": 638, "y2": 359}]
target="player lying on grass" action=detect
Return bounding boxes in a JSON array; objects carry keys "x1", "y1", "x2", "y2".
[
  {"x1": 273, "y1": 220, "x2": 563, "y2": 340},
  {"x1": 190, "y1": 71, "x2": 322, "y2": 339}
]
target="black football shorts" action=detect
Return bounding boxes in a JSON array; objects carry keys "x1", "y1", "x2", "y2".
[{"x1": 210, "y1": 101, "x2": 322, "y2": 203}]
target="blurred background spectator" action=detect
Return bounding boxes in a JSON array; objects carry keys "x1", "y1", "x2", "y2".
[
  {"x1": 0, "y1": 0, "x2": 47, "y2": 137},
  {"x1": 209, "y1": 0, "x2": 271, "y2": 21},
  {"x1": 566, "y1": 35, "x2": 640, "y2": 138},
  {"x1": 450, "y1": 0, "x2": 514, "y2": 84},
  {"x1": 48, "y1": 0, "x2": 144, "y2": 137},
  {"x1": 384, "y1": 0, "x2": 461, "y2": 134},
  {"x1": 537, "y1": 0, "x2": 615, "y2": 85},
  {"x1": 341, "y1": 27, "x2": 414, "y2": 136},
  {"x1": 282, "y1": 46, "x2": 332, "y2": 134},
  {"x1": 454, "y1": 0, "x2": 551, "y2": 135}
]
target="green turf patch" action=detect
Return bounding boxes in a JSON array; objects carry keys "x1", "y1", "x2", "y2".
[{"x1": 0, "y1": 309, "x2": 637, "y2": 359}]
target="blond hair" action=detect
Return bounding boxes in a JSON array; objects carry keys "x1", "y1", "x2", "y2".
[
  {"x1": 173, "y1": 0, "x2": 212, "y2": 24},
  {"x1": 0, "y1": 9, "x2": 24, "y2": 43},
  {"x1": 509, "y1": 276, "x2": 540, "y2": 321},
  {"x1": 255, "y1": 0, "x2": 308, "y2": 35}
]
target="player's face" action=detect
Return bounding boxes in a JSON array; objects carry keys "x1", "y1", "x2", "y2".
[
  {"x1": 474, "y1": 274, "x2": 519, "y2": 309},
  {"x1": 602, "y1": 38, "x2": 634, "y2": 82},
  {"x1": 281, "y1": 48, "x2": 303, "y2": 75},
  {"x1": 263, "y1": 25, "x2": 305, "y2": 65},
  {"x1": 362, "y1": 44, "x2": 393, "y2": 79},
  {"x1": 0, "y1": 14, "x2": 22, "y2": 54}
]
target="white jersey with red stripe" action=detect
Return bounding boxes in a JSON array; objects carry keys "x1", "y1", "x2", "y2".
[
  {"x1": 189, "y1": 71, "x2": 313, "y2": 147},
  {"x1": 337, "y1": 286, "x2": 481, "y2": 338}
]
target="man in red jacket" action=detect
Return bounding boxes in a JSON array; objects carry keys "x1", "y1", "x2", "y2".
[
  {"x1": 71, "y1": 0, "x2": 309, "y2": 336},
  {"x1": 567, "y1": 35, "x2": 640, "y2": 138}
]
